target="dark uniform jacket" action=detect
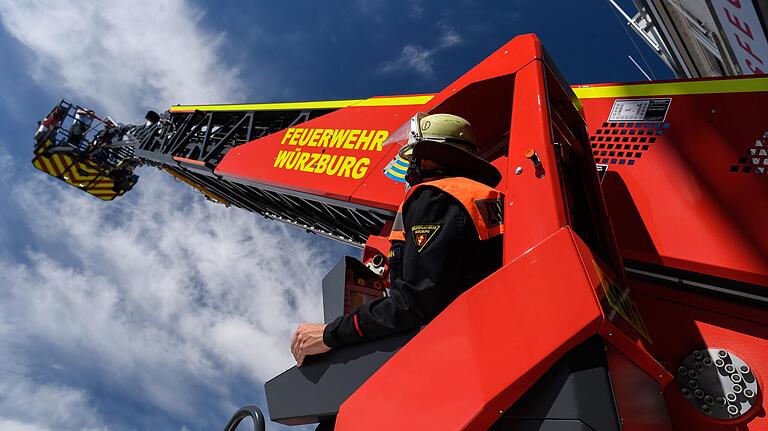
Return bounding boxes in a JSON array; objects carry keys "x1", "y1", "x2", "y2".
[{"x1": 323, "y1": 177, "x2": 504, "y2": 348}]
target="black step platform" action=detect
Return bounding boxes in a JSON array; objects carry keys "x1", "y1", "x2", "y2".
[{"x1": 265, "y1": 329, "x2": 418, "y2": 425}]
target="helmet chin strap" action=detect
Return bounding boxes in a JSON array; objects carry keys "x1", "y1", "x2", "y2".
[{"x1": 405, "y1": 158, "x2": 448, "y2": 186}]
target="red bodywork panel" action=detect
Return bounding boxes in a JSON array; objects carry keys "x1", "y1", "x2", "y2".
[
  {"x1": 213, "y1": 36, "x2": 541, "y2": 214},
  {"x1": 335, "y1": 35, "x2": 629, "y2": 430},
  {"x1": 214, "y1": 40, "x2": 768, "y2": 288},
  {"x1": 205, "y1": 34, "x2": 768, "y2": 429},
  {"x1": 215, "y1": 102, "x2": 418, "y2": 212},
  {"x1": 629, "y1": 278, "x2": 768, "y2": 431},
  {"x1": 337, "y1": 228, "x2": 604, "y2": 430},
  {"x1": 576, "y1": 79, "x2": 768, "y2": 287}
]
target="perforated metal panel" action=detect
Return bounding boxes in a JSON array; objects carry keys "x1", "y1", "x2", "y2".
[{"x1": 589, "y1": 121, "x2": 670, "y2": 167}]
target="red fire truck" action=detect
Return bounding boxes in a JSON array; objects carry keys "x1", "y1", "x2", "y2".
[{"x1": 31, "y1": 34, "x2": 768, "y2": 430}]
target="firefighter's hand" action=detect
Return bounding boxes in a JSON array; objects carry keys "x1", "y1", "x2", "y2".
[{"x1": 291, "y1": 323, "x2": 331, "y2": 367}]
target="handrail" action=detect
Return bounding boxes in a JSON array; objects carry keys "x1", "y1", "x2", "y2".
[{"x1": 221, "y1": 405, "x2": 266, "y2": 431}]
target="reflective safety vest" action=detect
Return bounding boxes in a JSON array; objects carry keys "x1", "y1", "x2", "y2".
[{"x1": 389, "y1": 177, "x2": 504, "y2": 242}]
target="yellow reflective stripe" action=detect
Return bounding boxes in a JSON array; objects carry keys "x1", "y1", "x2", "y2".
[
  {"x1": 351, "y1": 95, "x2": 433, "y2": 107},
  {"x1": 162, "y1": 167, "x2": 232, "y2": 206},
  {"x1": 169, "y1": 99, "x2": 361, "y2": 112},
  {"x1": 170, "y1": 78, "x2": 766, "y2": 111},
  {"x1": 168, "y1": 95, "x2": 434, "y2": 112},
  {"x1": 573, "y1": 77, "x2": 768, "y2": 99},
  {"x1": 51, "y1": 155, "x2": 69, "y2": 175}
]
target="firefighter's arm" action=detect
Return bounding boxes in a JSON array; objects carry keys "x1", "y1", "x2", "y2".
[{"x1": 323, "y1": 187, "x2": 469, "y2": 348}]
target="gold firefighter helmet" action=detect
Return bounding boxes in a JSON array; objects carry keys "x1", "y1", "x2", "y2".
[{"x1": 401, "y1": 113, "x2": 501, "y2": 187}]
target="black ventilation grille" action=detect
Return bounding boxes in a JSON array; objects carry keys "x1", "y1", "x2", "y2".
[{"x1": 589, "y1": 121, "x2": 670, "y2": 167}]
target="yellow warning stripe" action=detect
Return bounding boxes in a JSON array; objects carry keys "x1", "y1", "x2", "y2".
[
  {"x1": 34, "y1": 158, "x2": 53, "y2": 176},
  {"x1": 573, "y1": 77, "x2": 768, "y2": 99},
  {"x1": 169, "y1": 78, "x2": 765, "y2": 111},
  {"x1": 88, "y1": 189, "x2": 117, "y2": 196},
  {"x1": 52, "y1": 155, "x2": 70, "y2": 175},
  {"x1": 32, "y1": 146, "x2": 119, "y2": 201},
  {"x1": 162, "y1": 167, "x2": 232, "y2": 206},
  {"x1": 168, "y1": 95, "x2": 434, "y2": 112},
  {"x1": 169, "y1": 99, "x2": 361, "y2": 112},
  {"x1": 79, "y1": 164, "x2": 100, "y2": 174},
  {"x1": 351, "y1": 95, "x2": 434, "y2": 107}
]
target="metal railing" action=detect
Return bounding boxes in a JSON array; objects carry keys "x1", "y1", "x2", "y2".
[{"x1": 221, "y1": 405, "x2": 266, "y2": 431}]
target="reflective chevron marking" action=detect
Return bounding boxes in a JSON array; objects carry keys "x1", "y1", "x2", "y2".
[{"x1": 32, "y1": 140, "x2": 119, "y2": 201}]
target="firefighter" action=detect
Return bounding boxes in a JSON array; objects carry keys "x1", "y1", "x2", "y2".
[
  {"x1": 34, "y1": 106, "x2": 63, "y2": 144},
  {"x1": 68, "y1": 109, "x2": 95, "y2": 158},
  {"x1": 291, "y1": 113, "x2": 504, "y2": 367},
  {"x1": 49, "y1": 109, "x2": 95, "y2": 158}
]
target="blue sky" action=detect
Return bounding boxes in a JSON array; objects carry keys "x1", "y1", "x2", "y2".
[{"x1": 0, "y1": 1, "x2": 672, "y2": 430}]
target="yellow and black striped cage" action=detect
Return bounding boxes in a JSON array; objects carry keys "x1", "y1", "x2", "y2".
[{"x1": 32, "y1": 139, "x2": 125, "y2": 201}]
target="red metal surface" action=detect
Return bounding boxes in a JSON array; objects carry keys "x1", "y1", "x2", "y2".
[
  {"x1": 605, "y1": 344, "x2": 677, "y2": 431},
  {"x1": 214, "y1": 102, "x2": 423, "y2": 212},
  {"x1": 212, "y1": 35, "x2": 545, "y2": 215},
  {"x1": 206, "y1": 33, "x2": 768, "y2": 428},
  {"x1": 600, "y1": 320, "x2": 673, "y2": 387},
  {"x1": 423, "y1": 35, "x2": 539, "y2": 110},
  {"x1": 335, "y1": 228, "x2": 603, "y2": 430},
  {"x1": 502, "y1": 60, "x2": 570, "y2": 263},
  {"x1": 362, "y1": 235, "x2": 390, "y2": 264},
  {"x1": 620, "y1": 278, "x2": 768, "y2": 430},
  {"x1": 208, "y1": 41, "x2": 766, "y2": 289},
  {"x1": 579, "y1": 82, "x2": 768, "y2": 287}
]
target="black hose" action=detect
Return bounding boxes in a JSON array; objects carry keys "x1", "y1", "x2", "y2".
[{"x1": 221, "y1": 405, "x2": 266, "y2": 431}]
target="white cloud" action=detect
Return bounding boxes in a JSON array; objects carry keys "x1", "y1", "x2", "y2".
[
  {"x1": 0, "y1": 169, "x2": 344, "y2": 430},
  {"x1": 0, "y1": 1, "x2": 348, "y2": 430},
  {"x1": 381, "y1": 27, "x2": 464, "y2": 77},
  {"x1": 438, "y1": 28, "x2": 462, "y2": 48},
  {"x1": 0, "y1": 0, "x2": 244, "y2": 121},
  {"x1": 408, "y1": 0, "x2": 423, "y2": 18},
  {"x1": 0, "y1": 420, "x2": 53, "y2": 431},
  {"x1": 0, "y1": 365, "x2": 106, "y2": 431},
  {"x1": 386, "y1": 44, "x2": 435, "y2": 75}
]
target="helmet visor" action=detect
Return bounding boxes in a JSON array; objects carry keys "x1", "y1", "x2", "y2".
[{"x1": 382, "y1": 112, "x2": 427, "y2": 161}]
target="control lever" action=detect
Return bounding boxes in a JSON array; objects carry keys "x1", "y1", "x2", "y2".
[{"x1": 525, "y1": 148, "x2": 546, "y2": 178}]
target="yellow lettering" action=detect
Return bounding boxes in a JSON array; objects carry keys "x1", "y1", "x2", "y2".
[
  {"x1": 343, "y1": 129, "x2": 361, "y2": 149},
  {"x1": 315, "y1": 154, "x2": 331, "y2": 173},
  {"x1": 281, "y1": 128, "x2": 295, "y2": 145},
  {"x1": 326, "y1": 155, "x2": 342, "y2": 175},
  {"x1": 331, "y1": 130, "x2": 350, "y2": 148},
  {"x1": 355, "y1": 130, "x2": 375, "y2": 150},
  {"x1": 308, "y1": 129, "x2": 322, "y2": 147},
  {"x1": 352, "y1": 157, "x2": 369, "y2": 179},
  {"x1": 294, "y1": 152, "x2": 311, "y2": 171},
  {"x1": 285, "y1": 149, "x2": 301, "y2": 169},
  {"x1": 371, "y1": 130, "x2": 388, "y2": 152},
  {"x1": 298, "y1": 129, "x2": 312, "y2": 146},
  {"x1": 275, "y1": 129, "x2": 386, "y2": 180},
  {"x1": 289, "y1": 128, "x2": 302, "y2": 146},
  {"x1": 318, "y1": 129, "x2": 333, "y2": 148},
  {"x1": 273, "y1": 150, "x2": 292, "y2": 168},
  {"x1": 304, "y1": 153, "x2": 321, "y2": 172},
  {"x1": 338, "y1": 156, "x2": 356, "y2": 177}
]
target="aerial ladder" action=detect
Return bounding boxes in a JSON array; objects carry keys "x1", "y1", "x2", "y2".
[{"x1": 31, "y1": 34, "x2": 768, "y2": 431}]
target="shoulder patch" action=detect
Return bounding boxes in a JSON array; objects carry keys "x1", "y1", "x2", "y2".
[
  {"x1": 411, "y1": 224, "x2": 441, "y2": 252},
  {"x1": 474, "y1": 198, "x2": 504, "y2": 229}
]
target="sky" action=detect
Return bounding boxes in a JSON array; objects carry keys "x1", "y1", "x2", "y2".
[{"x1": 0, "y1": 1, "x2": 673, "y2": 430}]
